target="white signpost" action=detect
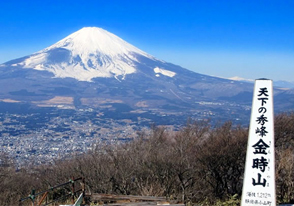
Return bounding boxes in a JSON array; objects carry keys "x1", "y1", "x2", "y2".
[{"x1": 241, "y1": 79, "x2": 276, "y2": 206}]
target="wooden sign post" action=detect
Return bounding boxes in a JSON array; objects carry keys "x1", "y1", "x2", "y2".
[{"x1": 241, "y1": 79, "x2": 276, "y2": 206}]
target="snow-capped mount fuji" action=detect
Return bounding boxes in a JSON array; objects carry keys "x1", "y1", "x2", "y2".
[
  {"x1": 7, "y1": 27, "x2": 160, "y2": 81},
  {"x1": 0, "y1": 27, "x2": 293, "y2": 125}
]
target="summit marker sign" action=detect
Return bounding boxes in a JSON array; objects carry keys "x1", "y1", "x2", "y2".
[{"x1": 241, "y1": 79, "x2": 276, "y2": 206}]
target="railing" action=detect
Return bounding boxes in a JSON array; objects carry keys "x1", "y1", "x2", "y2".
[{"x1": 19, "y1": 177, "x2": 85, "y2": 206}]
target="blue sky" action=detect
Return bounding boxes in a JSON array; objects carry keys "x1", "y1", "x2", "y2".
[{"x1": 1, "y1": 0, "x2": 294, "y2": 81}]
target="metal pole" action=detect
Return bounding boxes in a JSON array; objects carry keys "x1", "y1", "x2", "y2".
[
  {"x1": 72, "y1": 177, "x2": 75, "y2": 204},
  {"x1": 31, "y1": 189, "x2": 35, "y2": 206},
  {"x1": 82, "y1": 177, "x2": 85, "y2": 204}
]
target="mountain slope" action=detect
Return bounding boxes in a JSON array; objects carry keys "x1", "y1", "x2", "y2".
[
  {"x1": 0, "y1": 27, "x2": 293, "y2": 125},
  {"x1": 3, "y1": 27, "x2": 157, "y2": 81}
]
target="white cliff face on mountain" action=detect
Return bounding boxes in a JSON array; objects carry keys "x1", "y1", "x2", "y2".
[{"x1": 17, "y1": 27, "x2": 159, "y2": 81}]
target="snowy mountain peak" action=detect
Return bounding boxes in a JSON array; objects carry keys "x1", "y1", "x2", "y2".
[
  {"x1": 45, "y1": 27, "x2": 150, "y2": 58},
  {"x1": 12, "y1": 27, "x2": 157, "y2": 81}
]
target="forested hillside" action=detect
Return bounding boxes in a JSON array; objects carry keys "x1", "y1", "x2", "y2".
[{"x1": 1, "y1": 113, "x2": 294, "y2": 205}]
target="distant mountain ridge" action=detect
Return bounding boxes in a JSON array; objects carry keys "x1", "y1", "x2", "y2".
[
  {"x1": 0, "y1": 27, "x2": 293, "y2": 126},
  {"x1": 229, "y1": 76, "x2": 294, "y2": 89}
]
